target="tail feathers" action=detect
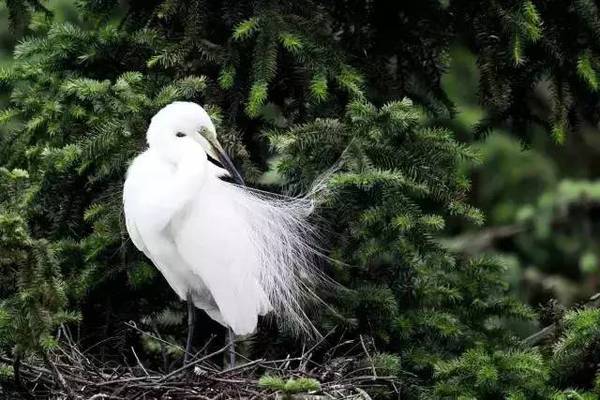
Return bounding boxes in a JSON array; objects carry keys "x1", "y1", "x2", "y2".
[{"x1": 228, "y1": 184, "x2": 329, "y2": 338}]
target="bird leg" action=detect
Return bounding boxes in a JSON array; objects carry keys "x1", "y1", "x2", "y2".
[
  {"x1": 227, "y1": 327, "x2": 236, "y2": 367},
  {"x1": 184, "y1": 292, "x2": 195, "y2": 364}
]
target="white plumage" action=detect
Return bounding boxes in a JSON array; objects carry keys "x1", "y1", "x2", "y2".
[{"x1": 123, "y1": 102, "x2": 320, "y2": 336}]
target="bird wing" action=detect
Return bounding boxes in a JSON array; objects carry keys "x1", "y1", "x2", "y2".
[
  {"x1": 171, "y1": 176, "x2": 272, "y2": 335},
  {"x1": 123, "y1": 151, "x2": 224, "y2": 319},
  {"x1": 171, "y1": 170, "x2": 322, "y2": 337},
  {"x1": 123, "y1": 156, "x2": 152, "y2": 258},
  {"x1": 123, "y1": 151, "x2": 196, "y2": 300},
  {"x1": 125, "y1": 154, "x2": 267, "y2": 335}
]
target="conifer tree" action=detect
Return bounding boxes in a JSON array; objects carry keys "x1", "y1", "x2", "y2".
[{"x1": 3, "y1": 1, "x2": 600, "y2": 399}]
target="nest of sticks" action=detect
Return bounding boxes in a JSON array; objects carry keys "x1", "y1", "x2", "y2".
[{"x1": 1, "y1": 325, "x2": 401, "y2": 399}]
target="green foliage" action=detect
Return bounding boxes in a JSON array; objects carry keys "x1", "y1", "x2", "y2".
[
  {"x1": 453, "y1": 128, "x2": 600, "y2": 305},
  {"x1": 270, "y1": 99, "x2": 533, "y2": 397},
  {"x1": 232, "y1": 17, "x2": 260, "y2": 41},
  {"x1": 218, "y1": 65, "x2": 235, "y2": 90},
  {"x1": 507, "y1": 179, "x2": 600, "y2": 294},
  {"x1": 577, "y1": 52, "x2": 599, "y2": 91},
  {"x1": 443, "y1": 78, "x2": 600, "y2": 399},
  {"x1": 552, "y1": 308, "x2": 600, "y2": 376},
  {"x1": 510, "y1": 1, "x2": 543, "y2": 65},
  {"x1": 258, "y1": 375, "x2": 286, "y2": 390},
  {"x1": 551, "y1": 390, "x2": 599, "y2": 400},
  {"x1": 309, "y1": 73, "x2": 328, "y2": 102},
  {"x1": 368, "y1": 353, "x2": 402, "y2": 376},
  {"x1": 433, "y1": 347, "x2": 549, "y2": 399},
  {"x1": 519, "y1": 180, "x2": 600, "y2": 239},
  {"x1": 0, "y1": 167, "x2": 78, "y2": 356},
  {"x1": 0, "y1": 362, "x2": 14, "y2": 380},
  {"x1": 246, "y1": 80, "x2": 268, "y2": 117},
  {"x1": 259, "y1": 375, "x2": 321, "y2": 398},
  {"x1": 454, "y1": 0, "x2": 600, "y2": 141},
  {"x1": 471, "y1": 133, "x2": 557, "y2": 225}
]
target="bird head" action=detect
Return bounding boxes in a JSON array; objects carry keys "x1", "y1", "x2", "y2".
[{"x1": 146, "y1": 101, "x2": 244, "y2": 184}]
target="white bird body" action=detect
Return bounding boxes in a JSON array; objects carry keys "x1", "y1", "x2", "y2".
[{"x1": 123, "y1": 102, "x2": 319, "y2": 336}]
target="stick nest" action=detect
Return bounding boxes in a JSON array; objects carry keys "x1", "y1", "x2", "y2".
[{"x1": 1, "y1": 326, "x2": 401, "y2": 399}]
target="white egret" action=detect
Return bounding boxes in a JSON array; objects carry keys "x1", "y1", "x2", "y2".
[{"x1": 123, "y1": 102, "x2": 321, "y2": 366}]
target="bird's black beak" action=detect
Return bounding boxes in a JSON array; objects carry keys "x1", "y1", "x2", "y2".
[{"x1": 207, "y1": 138, "x2": 245, "y2": 185}]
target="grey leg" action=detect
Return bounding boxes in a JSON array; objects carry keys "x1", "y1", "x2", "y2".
[
  {"x1": 228, "y1": 327, "x2": 236, "y2": 366},
  {"x1": 184, "y1": 293, "x2": 195, "y2": 364}
]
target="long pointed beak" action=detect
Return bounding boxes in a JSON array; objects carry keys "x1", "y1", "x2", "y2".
[{"x1": 207, "y1": 138, "x2": 245, "y2": 185}]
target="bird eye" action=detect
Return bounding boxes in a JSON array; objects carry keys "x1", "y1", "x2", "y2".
[{"x1": 175, "y1": 132, "x2": 186, "y2": 138}]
